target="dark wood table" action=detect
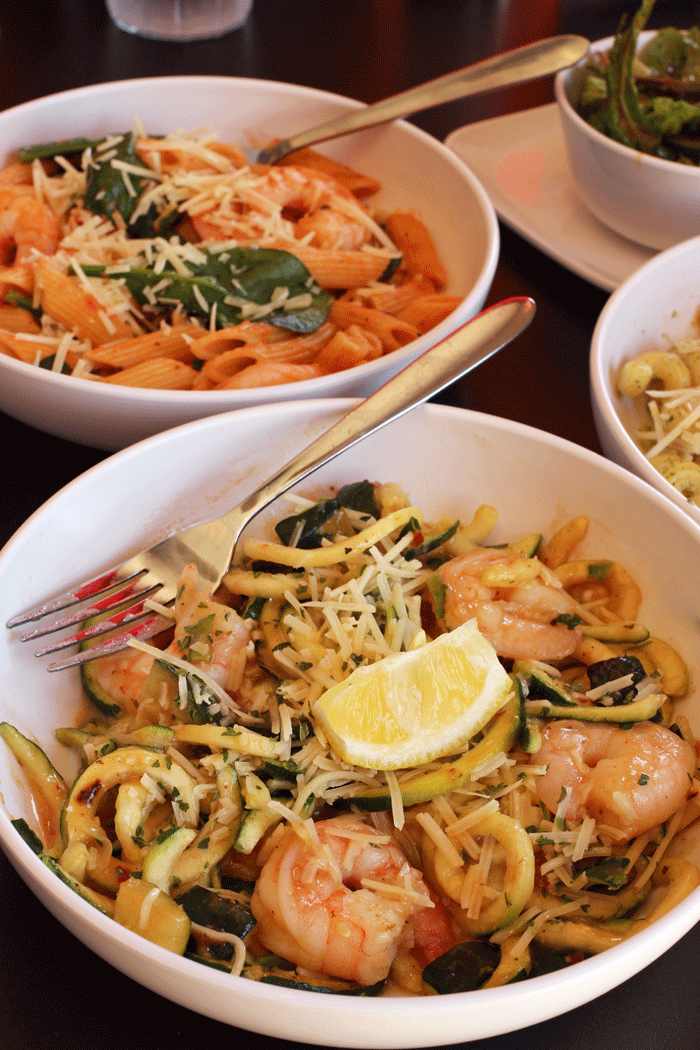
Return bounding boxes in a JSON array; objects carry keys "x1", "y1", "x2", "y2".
[{"x1": 1, "y1": 1, "x2": 699, "y2": 1047}]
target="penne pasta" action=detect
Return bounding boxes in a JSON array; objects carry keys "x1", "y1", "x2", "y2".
[
  {"x1": 96, "y1": 356, "x2": 199, "y2": 389},
  {"x1": 0, "y1": 303, "x2": 41, "y2": 334},
  {"x1": 277, "y1": 147, "x2": 381, "y2": 197},
  {"x1": 314, "y1": 325, "x2": 383, "y2": 374},
  {"x1": 38, "y1": 259, "x2": 135, "y2": 344},
  {"x1": 395, "y1": 293, "x2": 462, "y2": 334},
  {"x1": 272, "y1": 242, "x2": 395, "y2": 290},
  {"x1": 384, "y1": 211, "x2": 448, "y2": 290},
  {"x1": 86, "y1": 323, "x2": 203, "y2": 370},
  {"x1": 0, "y1": 127, "x2": 459, "y2": 392},
  {"x1": 329, "y1": 300, "x2": 419, "y2": 352}
]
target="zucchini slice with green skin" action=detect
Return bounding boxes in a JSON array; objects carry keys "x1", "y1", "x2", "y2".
[
  {"x1": 514, "y1": 660, "x2": 579, "y2": 707},
  {"x1": 79, "y1": 614, "x2": 131, "y2": 718},
  {"x1": 142, "y1": 827, "x2": 197, "y2": 891},
  {"x1": 342, "y1": 692, "x2": 520, "y2": 811},
  {"x1": 11, "y1": 817, "x2": 115, "y2": 915},
  {"x1": 504, "y1": 533, "x2": 542, "y2": 557},
  {"x1": 171, "y1": 765, "x2": 243, "y2": 886},
  {"x1": 0, "y1": 723, "x2": 67, "y2": 851},
  {"x1": 174, "y1": 722, "x2": 283, "y2": 761},
  {"x1": 524, "y1": 692, "x2": 666, "y2": 723},
  {"x1": 259, "y1": 972, "x2": 385, "y2": 995},
  {"x1": 580, "y1": 622, "x2": 650, "y2": 644},
  {"x1": 534, "y1": 857, "x2": 700, "y2": 955},
  {"x1": 43, "y1": 853, "x2": 116, "y2": 916},
  {"x1": 176, "y1": 885, "x2": 256, "y2": 939},
  {"x1": 234, "y1": 808, "x2": 283, "y2": 854},
  {"x1": 422, "y1": 809, "x2": 535, "y2": 937}
]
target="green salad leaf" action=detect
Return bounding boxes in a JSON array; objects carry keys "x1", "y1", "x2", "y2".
[{"x1": 576, "y1": 0, "x2": 700, "y2": 162}]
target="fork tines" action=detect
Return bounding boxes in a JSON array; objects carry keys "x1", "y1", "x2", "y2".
[{"x1": 6, "y1": 566, "x2": 149, "y2": 631}]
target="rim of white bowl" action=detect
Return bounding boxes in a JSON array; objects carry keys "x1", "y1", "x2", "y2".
[
  {"x1": 3, "y1": 400, "x2": 700, "y2": 1045},
  {"x1": 554, "y1": 31, "x2": 700, "y2": 178},
  {"x1": 0, "y1": 75, "x2": 499, "y2": 408},
  {"x1": 590, "y1": 233, "x2": 700, "y2": 526}
]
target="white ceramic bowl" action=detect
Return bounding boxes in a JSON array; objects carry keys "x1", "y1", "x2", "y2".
[
  {"x1": 555, "y1": 31, "x2": 700, "y2": 251},
  {"x1": 2, "y1": 402, "x2": 700, "y2": 1046},
  {"x1": 0, "y1": 76, "x2": 498, "y2": 451},
  {"x1": 590, "y1": 233, "x2": 700, "y2": 528}
]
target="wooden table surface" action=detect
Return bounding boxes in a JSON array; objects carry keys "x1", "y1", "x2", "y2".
[{"x1": 1, "y1": 1, "x2": 699, "y2": 1047}]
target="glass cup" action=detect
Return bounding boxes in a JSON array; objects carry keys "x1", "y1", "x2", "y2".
[{"x1": 105, "y1": 0, "x2": 254, "y2": 41}]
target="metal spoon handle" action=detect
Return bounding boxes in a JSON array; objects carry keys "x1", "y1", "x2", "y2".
[
  {"x1": 258, "y1": 35, "x2": 588, "y2": 165},
  {"x1": 223, "y1": 296, "x2": 536, "y2": 541}
]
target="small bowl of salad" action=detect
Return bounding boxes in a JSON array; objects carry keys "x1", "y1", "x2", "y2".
[{"x1": 555, "y1": 0, "x2": 700, "y2": 251}]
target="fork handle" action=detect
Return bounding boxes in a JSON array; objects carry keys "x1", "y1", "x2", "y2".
[
  {"x1": 258, "y1": 35, "x2": 588, "y2": 164},
  {"x1": 221, "y1": 297, "x2": 535, "y2": 546}
]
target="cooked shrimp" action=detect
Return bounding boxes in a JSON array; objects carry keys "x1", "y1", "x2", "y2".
[
  {"x1": 91, "y1": 563, "x2": 251, "y2": 712},
  {"x1": 437, "y1": 547, "x2": 582, "y2": 661},
  {"x1": 0, "y1": 187, "x2": 61, "y2": 264},
  {"x1": 170, "y1": 563, "x2": 251, "y2": 692},
  {"x1": 192, "y1": 165, "x2": 371, "y2": 251},
  {"x1": 534, "y1": 719, "x2": 697, "y2": 842},
  {"x1": 250, "y1": 814, "x2": 455, "y2": 986}
]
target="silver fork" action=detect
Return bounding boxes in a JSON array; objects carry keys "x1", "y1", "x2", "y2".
[
  {"x1": 7, "y1": 297, "x2": 535, "y2": 670},
  {"x1": 251, "y1": 35, "x2": 588, "y2": 165}
]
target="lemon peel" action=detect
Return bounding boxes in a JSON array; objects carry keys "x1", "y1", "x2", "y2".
[{"x1": 312, "y1": 619, "x2": 513, "y2": 770}]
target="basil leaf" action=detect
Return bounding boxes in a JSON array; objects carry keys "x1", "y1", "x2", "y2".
[{"x1": 80, "y1": 245, "x2": 332, "y2": 333}]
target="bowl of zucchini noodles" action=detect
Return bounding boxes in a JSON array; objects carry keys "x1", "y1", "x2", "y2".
[
  {"x1": 2, "y1": 400, "x2": 700, "y2": 1046},
  {"x1": 0, "y1": 76, "x2": 498, "y2": 450},
  {"x1": 590, "y1": 233, "x2": 700, "y2": 528}
]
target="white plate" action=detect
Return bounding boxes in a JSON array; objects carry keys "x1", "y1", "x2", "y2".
[{"x1": 445, "y1": 104, "x2": 655, "y2": 292}]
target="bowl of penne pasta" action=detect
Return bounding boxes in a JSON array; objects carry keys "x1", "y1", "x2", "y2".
[
  {"x1": 590, "y1": 233, "x2": 700, "y2": 527},
  {"x1": 2, "y1": 399, "x2": 700, "y2": 1045},
  {"x1": 0, "y1": 76, "x2": 498, "y2": 450}
]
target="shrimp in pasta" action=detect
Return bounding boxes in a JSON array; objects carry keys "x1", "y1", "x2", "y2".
[
  {"x1": 436, "y1": 547, "x2": 582, "y2": 661},
  {"x1": 0, "y1": 187, "x2": 60, "y2": 264},
  {"x1": 534, "y1": 719, "x2": 696, "y2": 842}
]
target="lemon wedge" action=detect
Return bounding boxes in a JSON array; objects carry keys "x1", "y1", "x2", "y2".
[{"x1": 312, "y1": 619, "x2": 513, "y2": 770}]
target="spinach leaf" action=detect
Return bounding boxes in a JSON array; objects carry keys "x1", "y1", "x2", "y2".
[
  {"x1": 19, "y1": 136, "x2": 100, "y2": 161},
  {"x1": 274, "y1": 481, "x2": 379, "y2": 548},
  {"x1": 80, "y1": 245, "x2": 332, "y2": 333},
  {"x1": 38, "y1": 354, "x2": 71, "y2": 374},
  {"x1": 82, "y1": 132, "x2": 161, "y2": 234},
  {"x1": 587, "y1": 655, "x2": 647, "y2": 705}
]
